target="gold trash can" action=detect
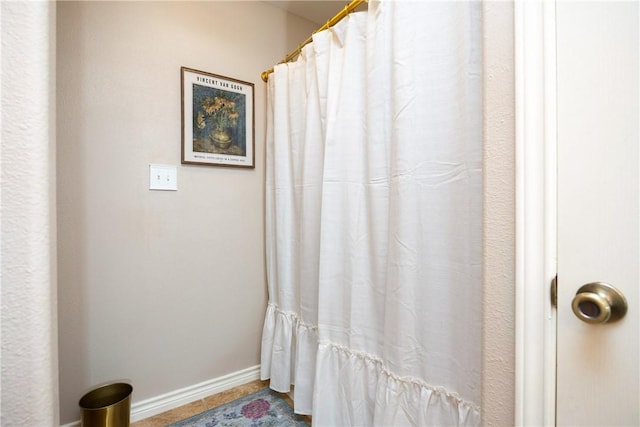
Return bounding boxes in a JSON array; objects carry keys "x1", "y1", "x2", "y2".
[{"x1": 79, "y1": 383, "x2": 133, "y2": 427}]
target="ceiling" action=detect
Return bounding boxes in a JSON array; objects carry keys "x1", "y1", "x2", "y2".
[{"x1": 263, "y1": 1, "x2": 353, "y2": 25}]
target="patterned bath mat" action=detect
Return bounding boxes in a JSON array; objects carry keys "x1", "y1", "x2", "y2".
[{"x1": 168, "y1": 388, "x2": 309, "y2": 427}]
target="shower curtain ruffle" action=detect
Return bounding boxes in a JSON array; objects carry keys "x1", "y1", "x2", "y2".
[
  {"x1": 260, "y1": 303, "x2": 318, "y2": 415},
  {"x1": 261, "y1": 304, "x2": 481, "y2": 425},
  {"x1": 314, "y1": 343, "x2": 481, "y2": 426}
]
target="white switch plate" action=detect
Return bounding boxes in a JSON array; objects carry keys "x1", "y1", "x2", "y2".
[{"x1": 149, "y1": 164, "x2": 177, "y2": 191}]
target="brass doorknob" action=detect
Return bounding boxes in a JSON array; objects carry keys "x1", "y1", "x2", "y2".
[{"x1": 571, "y1": 282, "x2": 627, "y2": 324}]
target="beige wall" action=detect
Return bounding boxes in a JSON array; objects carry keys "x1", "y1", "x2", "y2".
[
  {"x1": 482, "y1": 2, "x2": 516, "y2": 425},
  {"x1": 56, "y1": 2, "x2": 317, "y2": 423},
  {"x1": 1, "y1": 2, "x2": 59, "y2": 425}
]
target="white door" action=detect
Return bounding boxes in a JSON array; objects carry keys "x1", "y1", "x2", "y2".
[{"x1": 556, "y1": 1, "x2": 639, "y2": 426}]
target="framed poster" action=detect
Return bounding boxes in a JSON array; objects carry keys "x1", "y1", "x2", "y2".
[{"x1": 181, "y1": 67, "x2": 255, "y2": 168}]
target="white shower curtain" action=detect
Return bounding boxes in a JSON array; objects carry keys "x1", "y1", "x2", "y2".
[{"x1": 261, "y1": 1, "x2": 482, "y2": 425}]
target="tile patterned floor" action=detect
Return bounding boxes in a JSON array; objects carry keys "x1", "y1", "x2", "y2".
[{"x1": 131, "y1": 379, "x2": 311, "y2": 426}]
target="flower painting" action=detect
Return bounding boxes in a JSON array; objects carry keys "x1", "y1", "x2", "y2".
[
  {"x1": 192, "y1": 86, "x2": 246, "y2": 155},
  {"x1": 181, "y1": 67, "x2": 254, "y2": 168}
]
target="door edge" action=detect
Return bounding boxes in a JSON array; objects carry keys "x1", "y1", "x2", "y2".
[{"x1": 514, "y1": 0, "x2": 558, "y2": 425}]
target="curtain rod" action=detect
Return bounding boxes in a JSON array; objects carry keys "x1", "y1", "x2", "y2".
[{"x1": 260, "y1": 0, "x2": 367, "y2": 82}]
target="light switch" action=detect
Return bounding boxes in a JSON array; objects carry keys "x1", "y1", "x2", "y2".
[{"x1": 149, "y1": 164, "x2": 177, "y2": 191}]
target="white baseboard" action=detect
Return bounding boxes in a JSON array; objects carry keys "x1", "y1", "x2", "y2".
[{"x1": 61, "y1": 365, "x2": 261, "y2": 427}]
